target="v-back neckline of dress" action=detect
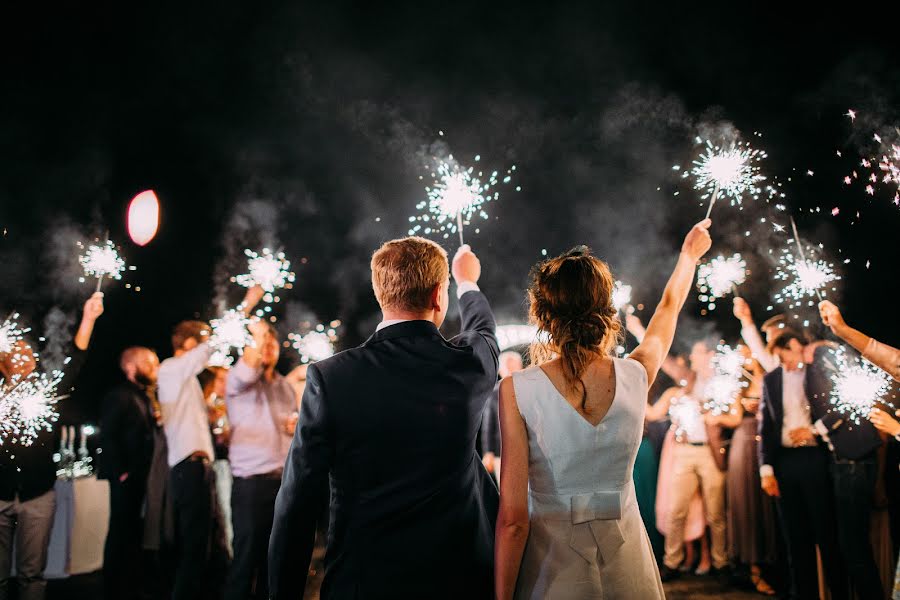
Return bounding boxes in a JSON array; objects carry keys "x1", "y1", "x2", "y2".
[{"x1": 536, "y1": 358, "x2": 619, "y2": 428}]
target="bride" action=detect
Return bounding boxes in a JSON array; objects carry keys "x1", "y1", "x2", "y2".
[{"x1": 494, "y1": 219, "x2": 713, "y2": 599}]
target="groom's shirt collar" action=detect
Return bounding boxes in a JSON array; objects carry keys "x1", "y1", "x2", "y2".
[{"x1": 375, "y1": 282, "x2": 480, "y2": 332}]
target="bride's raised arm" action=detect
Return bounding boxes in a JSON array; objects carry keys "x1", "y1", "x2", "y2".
[{"x1": 628, "y1": 219, "x2": 712, "y2": 386}]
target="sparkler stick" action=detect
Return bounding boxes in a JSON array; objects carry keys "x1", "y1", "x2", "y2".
[
  {"x1": 457, "y1": 212, "x2": 465, "y2": 246},
  {"x1": 96, "y1": 231, "x2": 109, "y2": 293},
  {"x1": 704, "y1": 183, "x2": 720, "y2": 219}
]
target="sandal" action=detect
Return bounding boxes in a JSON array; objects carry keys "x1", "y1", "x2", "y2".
[{"x1": 750, "y1": 572, "x2": 776, "y2": 596}]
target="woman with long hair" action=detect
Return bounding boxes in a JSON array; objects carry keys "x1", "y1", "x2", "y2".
[{"x1": 494, "y1": 219, "x2": 712, "y2": 599}]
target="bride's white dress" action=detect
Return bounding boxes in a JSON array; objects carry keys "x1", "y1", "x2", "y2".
[{"x1": 512, "y1": 358, "x2": 665, "y2": 599}]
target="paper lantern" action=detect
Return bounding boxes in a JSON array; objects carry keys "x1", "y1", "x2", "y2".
[{"x1": 127, "y1": 190, "x2": 160, "y2": 246}]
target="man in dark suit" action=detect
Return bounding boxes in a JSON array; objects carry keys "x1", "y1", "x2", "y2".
[
  {"x1": 269, "y1": 238, "x2": 500, "y2": 599},
  {"x1": 758, "y1": 332, "x2": 847, "y2": 600},
  {"x1": 803, "y1": 339, "x2": 884, "y2": 599},
  {"x1": 99, "y1": 346, "x2": 160, "y2": 600}
]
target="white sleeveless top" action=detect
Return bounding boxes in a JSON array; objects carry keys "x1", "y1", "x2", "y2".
[{"x1": 510, "y1": 357, "x2": 664, "y2": 600}]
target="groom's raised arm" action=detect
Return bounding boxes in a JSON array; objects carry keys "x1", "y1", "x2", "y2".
[
  {"x1": 453, "y1": 245, "x2": 499, "y2": 376},
  {"x1": 268, "y1": 363, "x2": 332, "y2": 599}
]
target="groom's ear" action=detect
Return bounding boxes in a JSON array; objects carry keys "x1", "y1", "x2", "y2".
[{"x1": 429, "y1": 282, "x2": 444, "y2": 312}]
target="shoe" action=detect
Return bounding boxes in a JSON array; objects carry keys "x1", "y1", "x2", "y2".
[
  {"x1": 695, "y1": 563, "x2": 711, "y2": 576},
  {"x1": 660, "y1": 565, "x2": 681, "y2": 582}
]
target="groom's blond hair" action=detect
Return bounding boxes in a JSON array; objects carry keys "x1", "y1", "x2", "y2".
[{"x1": 371, "y1": 237, "x2": 449, "y2": 312}]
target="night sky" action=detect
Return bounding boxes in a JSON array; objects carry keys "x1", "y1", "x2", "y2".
[{"x1": 1, "y1": 2, "x2": 898, "y2": 424}]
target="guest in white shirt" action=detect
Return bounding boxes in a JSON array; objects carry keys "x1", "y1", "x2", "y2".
[
  {"x1": 732, "y1": 298, "x2": 791, "y2": 373},
  {"x1": 646, "y1": 340, "x2": 729, "y2": 582},
  {"x1": 224, "y1": 320, "x2": 297, "y2": 600},
  {"x1": 158, "y1": 286, "x2": 261, "y2": 600}
]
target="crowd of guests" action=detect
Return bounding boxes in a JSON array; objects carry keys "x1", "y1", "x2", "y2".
[
  {"x1": 1, "y1": 231, "x2": 899, "y2": 600},
  {"x1": 577, "y1": 297, "x2": 899, "y2": 600}
]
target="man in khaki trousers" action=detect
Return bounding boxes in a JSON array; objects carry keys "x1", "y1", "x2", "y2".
[{"x1": 648, "y1": 340, "x2": 728, "y2": 582}]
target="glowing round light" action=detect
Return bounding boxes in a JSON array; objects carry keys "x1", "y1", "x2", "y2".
[{"x1": 127, "y1": 190, "x2": 160, "y2": 246}]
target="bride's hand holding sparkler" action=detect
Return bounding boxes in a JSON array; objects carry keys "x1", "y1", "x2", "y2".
[
  {"x1": 74, "y1": 292, "x2": 105, "y2": 350},
  {"x1": 681, "y1": 218, "x2": 713, "y2": 262},
  {"x1": 869, "y1": 408, "x2": 900, "y2": 437}
]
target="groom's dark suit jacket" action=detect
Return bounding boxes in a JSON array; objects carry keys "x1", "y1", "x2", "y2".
[
  {"x1": 269, "y1": 291, "x2": 501, "y2": 599},
  {"x1": 758, "y1": 346, "x2": 881, "y2": 469}
]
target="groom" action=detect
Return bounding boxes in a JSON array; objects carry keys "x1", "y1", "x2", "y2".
[{"x1": 268, "y1": 238, "x2": 500, "y2": 599}]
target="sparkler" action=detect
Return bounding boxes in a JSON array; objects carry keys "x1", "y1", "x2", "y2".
[
  {"x1": 409, "y1": 155, "x2": 515, "y2": 245},
  {"x1": 289, "y1": 323, "x2": 338, "y2": 364},
  {"x1": 78, "y1": 238, "x2": 126, "y2": 292},
  {"x1": 209, "y1": 309, "x2": 254, "y2": 355},
  {"x1": 0, "y1": 313, "x2": 30, "y2": 355},
  {"x1": 773, "y1": 249, "x2": 840, "y2": 308},
  {"x1": 612, "y1": 281, "x2": 633, "y2": 313},
  {"x1": 687, "y1": 139, "x2": 767, "y2": 218},
  {"x1": 696, "y1": 254, "x2": 746, "y2": 310},
  {"x1": 669, "y1": 396, "x2": 703, "y2": 440},
  {"x1": 232, "y1": 248, "x2": 295, "y2": 294},
  {"x1": 1, "y1": 369, "x2": 64, "y2": 447},
  {"x1": 828, "y1": 346, "x2": 893, "y2": 425},
  {"x1": 773, "y1": 218, "x2": 840, "y2": 307},
  {"x1": 702, "y1": 344, "x2": 748, "y2": 415},
  {"x1": 207, "y1": 349, "x2": 235, "y2": 368}
]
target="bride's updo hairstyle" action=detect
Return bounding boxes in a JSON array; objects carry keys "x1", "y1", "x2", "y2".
[{"x1": 527, "y1": 246, "x2": 622, "y2": 409}]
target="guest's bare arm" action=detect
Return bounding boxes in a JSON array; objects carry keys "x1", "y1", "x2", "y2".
[
  {"x1": 821, "y1": 300, "x2": 900, "y2": 381},
  {"x1": 495, "y1": 377, "x2": 531, "y2": 600},
  {"x1": 629, "y1": 219, "x2": 712, "y2": 386},
  {"x1": 73, "y1": 292, "x2": 104, "y2": 350},
  {"x1": 238, "y1": 285, "x2": 265, "y2": 317},
  {"x1": 645, "y1": 386, "x2": 678, "y2": 422}
]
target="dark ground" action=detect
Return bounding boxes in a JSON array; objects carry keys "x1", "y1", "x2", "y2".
[{"x1": 46, "y1": 541, "x2": 764, "y2": 600}]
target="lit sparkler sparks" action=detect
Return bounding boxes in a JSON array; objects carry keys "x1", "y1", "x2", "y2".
[
  {"x1": 209, "y1": 309, "x2": 254, "y2": 355},
  {"x1": 696, "y1": 254, "x2": 746, "y2": 310},
  {"x1": 496, "y1": 324, "x2": 550, "y2": 351},
  {"x1": 232, "y1": 248, "x2": 295, "y2": 294},
  {"x1": 612, "y1": 281, "x2": 633, "y2": 312},
  {"x1": 207, "y1": 349, "x2": 235, "y2": 368},
  {"x1": 409, "y1": 155, "x2": 516, "y2": 245},
  {"x1": 773, "y1": 247, "x2": 841, "y2": 308},
  {"x1": 669, "y1": 396, "x2": 703, "y2": 439},
  {"x1": 0, "y1": 313, "x2": 30, "y2": 355},
  {"x1": 1, "y1": 369, "x2": 64, "y2": 446},
  {"x1": 289, "y1": 323, "x2": 339, "y2": 364},
  {"x1": 702, "y1": 344, "x2": 748, "y2": 416},
  {"x1": 828, "y1": 346, "x2": 892, "y2": 424},
  {"x1": 686, "y1": 139, "x2": 767, "y2": 218},
  {"x1": 78, "y1": 239, "x2": 127, "y2": 291},
  {"x1": 703, "y1": 375, "x2": 744, "y2": 416}
]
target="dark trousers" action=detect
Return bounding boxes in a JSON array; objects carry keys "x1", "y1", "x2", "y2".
[
  {"x1": 775, "y1": 447, "x2": 847, "y2": 600},
  {"x1": 103, "y1": 477, "x2": 147, "y2": 600},
  {"x1": 829, "y1": 456, "x2": 883, "y2": 600},
  {"x1": 170, "y1": 458, "x2": 213, "y2": 600},
  {"x1": 225, "y1": 475, "x2": 281, "y2": 600}
]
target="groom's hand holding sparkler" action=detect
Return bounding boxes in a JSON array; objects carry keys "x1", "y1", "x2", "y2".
[
  {"x1": 869, "y1": 408, "x2": 900, "y2": 438},
  {"x1": 452, "y1": 244, "x2": 481, "y2": 286},
  {"x1": 681, "y1": 218, "x2": 713, "y2": 262}
]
